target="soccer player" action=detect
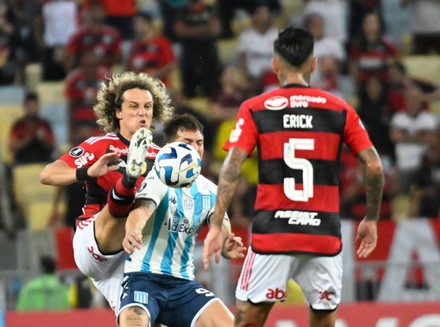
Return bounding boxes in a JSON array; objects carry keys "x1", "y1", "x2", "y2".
[
  {"x1": 40, "y1": 71, "x2": 174, "y2": 311},
  {"x1": 119, "y1": 114, "x2": 245, "y2": 327},
  {"x1": 203, "y1": 27, "x2": 385, "y2": 327}
]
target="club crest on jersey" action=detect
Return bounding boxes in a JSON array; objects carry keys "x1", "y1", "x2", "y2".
[
  {"x1": 264, "y1": 96, "x2": 289, "y2": 110},
  {"x1": 183, "y1": 198, "x2": 194, "y2": 210},
  {"x1": 69, "y1": 147, "x2": 84, "y2": 157},
  {"x1": 134, "y1": 291, "x2": 149, "y2": 304},
  {"x1": 202, "y1": 195, "x2": 211, "y2": 210}
]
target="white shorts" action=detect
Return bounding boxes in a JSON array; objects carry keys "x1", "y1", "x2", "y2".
[
  {"x1": 73, "y1": 215, "x2": 127, "y2": 312},
  {"x1": 235, "y1": 247, "x2": 342, "y2": 310}
]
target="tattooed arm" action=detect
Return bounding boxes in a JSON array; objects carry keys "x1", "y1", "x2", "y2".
[
  {"x1": 212, "y1": 147, "x2": 249, "y2": 227},
  {"x1": 203, "y1": 147, "x2": 248, "y2": 269},
  {"x1": 358, "y1": 146, "x2": 384, "y2": 221},
  {"x1": 355, "y1": 146, "x2": 384, "y2": 258}
]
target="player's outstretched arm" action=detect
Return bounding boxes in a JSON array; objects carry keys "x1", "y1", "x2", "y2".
[
  {"x1": 123, "y1": 199, "x2": 156, "y2": 254},
  {"x1": 356, "y1": 146, "x2": 384, "y2": 258},
  {"x1": 40, "y1": 152, "x2": 121, "y2": 186}
]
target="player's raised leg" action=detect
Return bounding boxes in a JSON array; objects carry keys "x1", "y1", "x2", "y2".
[{"x1": 95, "y1": 127, "x2": 153, "y2": 252}]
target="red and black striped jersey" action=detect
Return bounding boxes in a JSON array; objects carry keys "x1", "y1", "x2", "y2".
[
  {"x1": 224, "y1": 84, "x2": 373, "y2": 255},
  {"x1": 59, "y1": 132, "x2": 160, "y2": 218}
]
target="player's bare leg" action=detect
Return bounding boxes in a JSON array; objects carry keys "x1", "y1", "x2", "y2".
[
  {"x1": 95, "y1": 127, "x2": 152, "y2": 252},
  {"x1": 195, "y1": 300, "x2": 234, "y2": 327},
  {"x1": 309, "y1": 308, "x2": 337, "y2": 327},
  {"x1": 234, "y1": 300, "x2": 274, "y2": 327}
]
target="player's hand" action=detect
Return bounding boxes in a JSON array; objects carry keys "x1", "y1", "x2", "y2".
[
  {"x1": 202, "y1": 223, "x2": 223, "y2": 270},
  {"x1": 222, "y1": 233, "x2": 246, "y2": 260},
  {"x1": 122, "y1": 229, "x2": 143, "y2": 254},
  {"x1": 356, "y1": 218, "x2": 378, "y2": 258},
  {"x1": 88, "y1": 152, "x2": 121, "y2": 177}
]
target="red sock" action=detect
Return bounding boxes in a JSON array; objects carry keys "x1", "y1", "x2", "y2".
[{"x1": 107, "y1": 178, "x2": 135, "y2": 218}]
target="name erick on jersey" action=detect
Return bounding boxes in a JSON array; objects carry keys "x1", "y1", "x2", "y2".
[
  {"x1": 59, "y1": 132, "x2": 160, "y2": 219},
  {"x1": 125, "y1": 170, "x2": 219, "y2": 281},
  {"x1": 224, "y1": 84, "x2": 373, "y2": 256}
]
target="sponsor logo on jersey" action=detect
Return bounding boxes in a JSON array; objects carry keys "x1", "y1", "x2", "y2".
[
  {"x1": 69, "y1": 147, "x2": 84, "y2": 157},
  {"x1": 74, "y1": 152, "x2": 96, "y2": 167},
  {"x1": 274, "y1": 210, "x2": 321, "y2": 226},
  {"x1": 266, "y1": 288, "x2": 286, "y2": 300},
  {"x1": 319, "y1": 289, "x2": 335, "y2": 301},
  {"x1": 167, "y1": 216, "x2": 196, "y2": 235},
  {"x1": 87, "y1": 246, "x2": 108, "y2": 262},
  {"x1": 134, "y1": 291, "x2": 149, "y2": 304},
  {"x1": 283, "y1": 114, "x2": 313, "y2": 129},
  {"x1": 264, "y1": 96, "x2": 289, "y2": 110},
  {"x1": 289, "y1": 95, "x2": 327, "y2": 108},
  {"x1": 109, "y1": 145, "x2": 128, "y2": 155}
]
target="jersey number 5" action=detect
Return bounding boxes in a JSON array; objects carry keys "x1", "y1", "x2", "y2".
[{"x1": 283, "y1": 138, "x2": 314, "y2": 202}]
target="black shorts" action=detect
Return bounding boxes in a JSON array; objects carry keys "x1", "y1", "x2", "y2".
[{"x1": 118, "y1": 272, "x2": 218, "y2": 327}]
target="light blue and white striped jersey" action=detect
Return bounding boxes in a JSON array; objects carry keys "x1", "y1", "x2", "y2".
[{"x1": 124, "y1": 169, "x2": 224, "y2": 281}]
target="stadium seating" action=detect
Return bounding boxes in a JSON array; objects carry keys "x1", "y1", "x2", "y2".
[
  {"x1": 402, "y1": 55, "x2": 440, "y2": 114},
  {"x1": 0, "y1": 105, "x2": 23, "y2": 164},
  {"x1": 12, "y1": 163, "x2": 57, "y2": 230},
  {"x1": 36, "y1": 81, "x2": 65, "y2": 105},
  {"x1": 24, "y1": 63, "x2": 43, "y2": 91},
  {"x1": 402, "y1": 55, "x2": 440, "y2": 85},
  {"x1": 0, "y1": 85, "x2": 24, "y2": 105},
  {"x1": 218, "y1": 38, "x2": 239, "y2": 64}
]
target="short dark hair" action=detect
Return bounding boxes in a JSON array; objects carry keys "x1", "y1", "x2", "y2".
[
  {"x1": 40, "y1": 256, "x2": 56, "y2": 274},
  {"x1": 274, "y1": 27, "x2": 314, "y2": 67},
  {"x1": 24, "y1": 91, "x2": 38, "y2": 103},
  {"x1": 163, "y1": 113, "x2": 204, "y2": 144}
]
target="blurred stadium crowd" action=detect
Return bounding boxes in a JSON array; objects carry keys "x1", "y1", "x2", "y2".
[{"x1": 0, "y1": 0, "x2": 439, "y2": 312}]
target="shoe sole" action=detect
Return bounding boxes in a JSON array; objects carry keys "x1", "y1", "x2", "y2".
[{"x1": 126, "y1": 127, "x2": 153, "y2": 178}]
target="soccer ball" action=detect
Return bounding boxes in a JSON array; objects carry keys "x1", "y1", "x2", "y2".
[{"x1": 154, "y1": 142, "x2": 202, "y2": 188}]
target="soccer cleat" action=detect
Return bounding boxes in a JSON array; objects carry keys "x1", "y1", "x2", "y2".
[{"x1": 126, "y1": 127, "x2": 153, "y2": 179}]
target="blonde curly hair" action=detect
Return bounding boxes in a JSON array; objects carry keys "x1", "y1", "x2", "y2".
[{"x1": 94, "y1": 72, "x2": 174, "y2": 133}]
